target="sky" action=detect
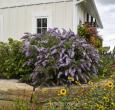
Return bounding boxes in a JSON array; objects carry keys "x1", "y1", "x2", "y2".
[{"x1": 95, "y1": 0, "x2": 115, "y2": 50}]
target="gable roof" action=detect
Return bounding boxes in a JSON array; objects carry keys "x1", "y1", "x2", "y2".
[
  {"x1": 90, "y1": 0, "x2": 103, "y2": 28},
  {"x1": 79, "y1": 0, "x2": 103, "y2": 28}
]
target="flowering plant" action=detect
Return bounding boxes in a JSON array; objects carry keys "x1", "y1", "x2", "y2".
[
  {"x1": 98, "y1": 47, "x2": 115, "y2": 77},
  {"x1": 78, "y1": 23, "x2": 103, "y2": 48},
  {"x1": 22, "y1": 28, "x2": 100, "y2": 87},
  {"x1": 112, "y1": 63, "x2": 115, "y2": 67},
  {"x1": 13, "y1": 79, "x2": 115, "y2": 110}
]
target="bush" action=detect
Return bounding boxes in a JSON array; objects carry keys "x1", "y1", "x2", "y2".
[
  {"x1": 98, "y1": 47, "x2": 115, "y2": 77},
  {"x1": 22, "y1": 28, "x2": 100, "y2": 87},
  {"x1": 78, "y1": 23, "x2": 103, "y2": 48},
  {"x1": 0, "y1": 38, "x2": 33, "y2": 82}
]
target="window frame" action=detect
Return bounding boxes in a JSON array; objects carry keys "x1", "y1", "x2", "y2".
[
  {"x1": 36, "y1": 17, "x2": 48, "y2": 34},
  {"x1": 32, "y1": 11, "x2": 52, "y2": 34}
]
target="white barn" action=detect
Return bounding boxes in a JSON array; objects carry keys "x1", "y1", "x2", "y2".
[{"x1": 0, "y1": 0, "x2": 103, "y2": 41}]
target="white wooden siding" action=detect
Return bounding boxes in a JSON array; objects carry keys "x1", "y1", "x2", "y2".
[
  {"x1": 0, "y1": 0, "x2": 72, "y2": 9},
  {"x1": 0, "y1": 15, "x2": 3, "y2": 41},
  {"x1": 0, "y1": 1, "x2": 73, "y2": 41}
]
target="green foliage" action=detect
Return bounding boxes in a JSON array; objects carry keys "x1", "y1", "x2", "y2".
[
  {"x1": 0, "y1": 38, "x2": 33, "y2": 82},
  {"x1": 78, "y1": 25, "x2": 88, "y2": 38},
  {"x1": 98, "y1": 47, "x2": 115, "y2": 77},
  {"x1": 76, "y1": 84, "x2": 115, "y2": 110},
  {"x1": 99, "y1": 47, "x2": 110, "y2": 54},
  {"x1": 13, "y1": 80, "x2": 115, "y2": 110},
  {"x1": 78, "y1": 23, "x2": 103, "y2": 48},
  {"x1": 95, "y1": 37, "x2": 103, "y2": 48},
  {"x1": 113, "y1": 46, "x2": 115, "y2": 53},
  {"x1": 22, "y1": 29, "x2": 100, "y2": 87},
  {"x1": 13, "y1": 99, "x2": 30, "y2": 110}
]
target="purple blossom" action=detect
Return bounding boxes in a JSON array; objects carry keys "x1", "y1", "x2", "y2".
[{"x1": 21, "y1": 28, "x2": 100, "y2": 86}]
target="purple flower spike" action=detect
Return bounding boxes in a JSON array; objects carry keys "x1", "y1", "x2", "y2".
[{"x1": 21, "y1": 28, "x2": 100, "y2": 86}]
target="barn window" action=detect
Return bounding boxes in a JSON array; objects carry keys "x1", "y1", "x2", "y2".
[
  {"x1": 94, "y1": 19, "x2": 97, "y2": 27},
  {"x1": 86, "y1": 13, "x2": 89, "y2": 22},
  {"x1": 91, "y1": 16, "x2": 93, "y2": 25},
  {"x1": 37, "y1": 18, "x2": 47, "y2": 33}
]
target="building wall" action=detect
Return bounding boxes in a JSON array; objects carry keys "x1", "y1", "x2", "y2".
[
  {"x1": 0, "y1": 0, "x2": 72, "y2": 8},
  {"x1": 0, "y1": 16, "x2": 3, "y2": 40},
  {"x1": 0, "y1": 0, "x2": 73, "y2": 41}
]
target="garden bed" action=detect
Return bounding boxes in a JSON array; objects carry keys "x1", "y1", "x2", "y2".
[
  {"x1": 0, "y1": 78, "x2": 114, "y2": 110},
  {"x1": 0, "y1": 29, "x2": 114, "y2": 109}
]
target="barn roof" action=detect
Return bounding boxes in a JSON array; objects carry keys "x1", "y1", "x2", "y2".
[{"x1": 78, "y1": 0, "x2": 103, "y2": 28}]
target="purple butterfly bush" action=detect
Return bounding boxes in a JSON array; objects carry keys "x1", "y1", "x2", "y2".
[{"x1": 21, "y1": 28, "x2": 100, "y2": 87}]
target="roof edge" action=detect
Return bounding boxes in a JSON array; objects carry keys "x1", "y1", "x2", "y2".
[
  {"x1": 76, "y1": 0, "x2": 103, "y2": 28},
  {"x1": 91, "y1": 0, "x2": 103, "y2": 28}
]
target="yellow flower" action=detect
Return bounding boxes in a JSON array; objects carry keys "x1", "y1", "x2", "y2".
[
  {"x1": 75, "y1": 81, "x2": 81, "y2": 85},
  {"x1": 48, "y1": 100, "x2": 52, "y2": 108},
  {"x1": 88, "y1": 81, "x2": 94, "y2": 85},
  {"x1": 110, "y1": 75, "x2": 114, "y2": 78},
  {"x1": 59, "y1": 88, "x2": 67, "y2": 96},
  {"x1": 103, "y1": 96, "x2": 109, "y2": 102},
  {"x1": 96, "y1": 103, "x2": 100, "y2": 108},
  {"x1": 110, "y1": 73, "x2": 115, "y2": 78},
  {"x1": 94, "y1": 85, "x2": 98, "y2": 88},
  {"x1": 90, "y1": 87, "x2": 95, "y2": 91},
  {"x1": 112, "y1": 103, "x2": 115, "y2": 107},
  {"x1": 68, "y1": 76, "x2": 74, "y2": 81},
  {"x1": 96, "y1": 103, "x2": 104, "y2": 110},
  {"x1": 106, "y1": 81, "x2": 114, "y2": 89}
]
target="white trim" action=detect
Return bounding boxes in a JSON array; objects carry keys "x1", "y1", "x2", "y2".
[
  {"x1": 73, "y1": 0, "x2": 85, "y2": 34},
  {"x1": 32, "y1": 11, "x2": 52, "y2": 33},
  {"x1": 75, "y1": 0, "x2": 84, "y2": 5},
  {"x1": 73, "y1": 0, "x2": 103, "y2": 29}
]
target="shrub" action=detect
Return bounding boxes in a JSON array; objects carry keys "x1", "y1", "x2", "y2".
[
  {"x1": 98, "y1": 47, "x2": 115, "y2": 77},
  {"x1": 22, "y1": 28, "x2": 100, "y2": 87},
  {"x1": 0, "y1": 38, "x2": 33, "y2": 82},
  {"x1": 78, "y1": 23, "x2": 103, "y2": 48}
]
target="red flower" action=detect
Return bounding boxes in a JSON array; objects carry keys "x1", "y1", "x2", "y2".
[{"x1": 112, "y1": 63, "x2": 115, "y2": 67}]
